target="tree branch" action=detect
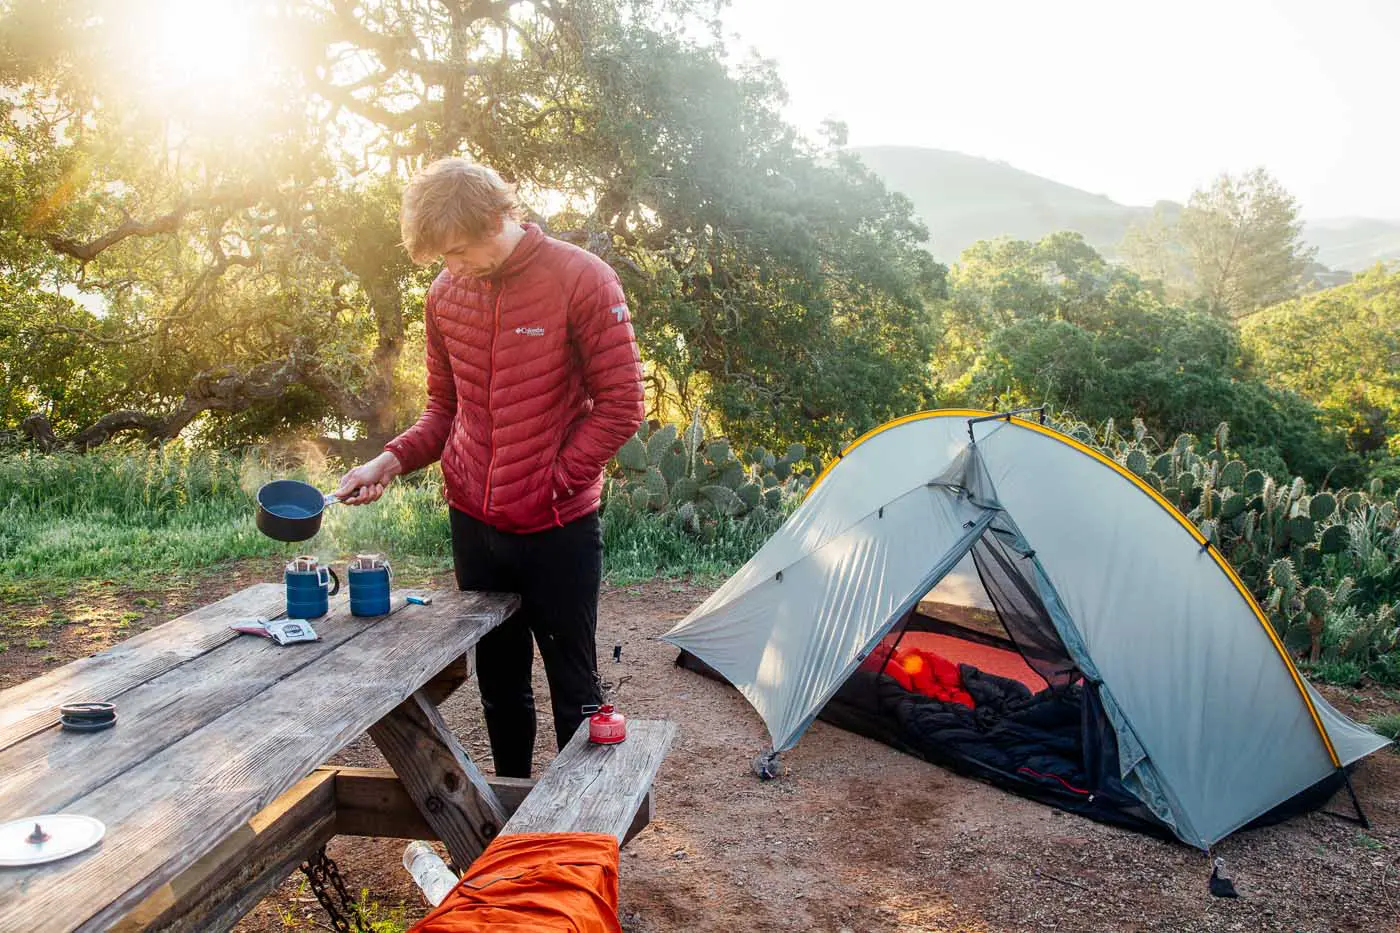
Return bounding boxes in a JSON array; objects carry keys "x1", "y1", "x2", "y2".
[
  {"x1": 160, "y1": 252, "x2": 258, "y2": 339},
  {"x1": 310, "y1": 71, "x2": 436, "y2": 133},
  {"x1": 22, "y1": 354, "x2": 321, "y2": 451},
  {"x1": 43, "y1": 207, "x2": 190, "y2": 262},
  {"x1": 24, "y1": 323, "x2": 152, "y2": 347},
  {"x1": 38, "y1": 189, "x2": 260, "y2": 264}
]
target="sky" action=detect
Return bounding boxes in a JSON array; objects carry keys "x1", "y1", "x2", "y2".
[{"x1": 718, "y1": 0, "x2": 1400, "y2": 219}]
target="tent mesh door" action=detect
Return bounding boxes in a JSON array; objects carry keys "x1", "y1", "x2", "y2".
[{"x1": 969, "y1": 528, "x2": 1080, "y2": 689}]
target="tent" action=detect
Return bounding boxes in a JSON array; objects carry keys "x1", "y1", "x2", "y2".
[{"x1": 662, "y1": 409, "x2": 1390, "y2": 848}]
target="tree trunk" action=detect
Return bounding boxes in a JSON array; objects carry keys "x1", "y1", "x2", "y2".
[{"x1": 365, "y1": 278, "x2": 406, "y2": 444}]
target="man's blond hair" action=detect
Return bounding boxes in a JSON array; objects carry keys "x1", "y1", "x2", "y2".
[{"x1": 400, "y1": 158, "x2": 520, "y2": 265}]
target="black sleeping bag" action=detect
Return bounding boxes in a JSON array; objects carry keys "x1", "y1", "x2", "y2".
[{"x1": 843, "y1": 666, "x2": 1092, "y2": 795}]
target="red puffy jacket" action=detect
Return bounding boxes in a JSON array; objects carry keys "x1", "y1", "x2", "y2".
[{"x1": 384, "y1": 223, "x2": 644, "y2": 533}]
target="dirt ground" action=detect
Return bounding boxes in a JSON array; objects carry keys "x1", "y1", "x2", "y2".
[{"x1": 4, "y1": 566, "x2": 1400, "y2": 932}]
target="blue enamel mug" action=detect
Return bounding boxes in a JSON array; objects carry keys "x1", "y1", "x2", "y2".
[
  {"x1": 285, "y1": 555, "x2": 339, "y2": 619},
  {"x1": 348, "y1": 553, "x2": 392, "y2": 617}
]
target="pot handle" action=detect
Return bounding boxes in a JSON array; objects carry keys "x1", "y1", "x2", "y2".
[
  {"x1": 320, "y1": 566, "x2": 341, "y2": 596},
  {"x1": 324, "y1": 486, "x2": 367, "y2": 507}
]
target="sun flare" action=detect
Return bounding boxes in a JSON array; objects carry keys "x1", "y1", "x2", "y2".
[
  {"x1": 125, "y1": 0, "x2": 274, "y2": 119},
  {"x1": 152, "y1": 2, "x2": 257, "y2": 86}
]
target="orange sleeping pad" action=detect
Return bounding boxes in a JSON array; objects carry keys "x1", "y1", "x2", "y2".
[{"x1": 409, "y1": 832, "x2": 622, "y2": 933}]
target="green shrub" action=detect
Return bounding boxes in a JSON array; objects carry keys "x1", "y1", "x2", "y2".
[{"x1": 1307, "y1": 660, "x2": 1364, "y2": 686}]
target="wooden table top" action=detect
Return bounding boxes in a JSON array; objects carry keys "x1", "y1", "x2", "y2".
[{"x1": 0, "y1": 581, "x2": 518, "y2": 933}]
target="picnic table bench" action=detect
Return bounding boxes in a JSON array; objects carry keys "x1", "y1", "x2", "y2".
[{"x1": 0, "y1": 581, "x2": 674, "y2": 932}]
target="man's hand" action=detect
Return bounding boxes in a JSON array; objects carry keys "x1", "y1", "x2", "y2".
[{"x1": 335, "y1": 452, "x2": 403, "y2": 506}]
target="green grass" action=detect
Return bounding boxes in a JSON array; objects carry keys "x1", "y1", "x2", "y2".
[
  {"x1": 1367, "y1": 712, "x2": 1400, "y2": 744},
  {"x1": 600, "y1": 494, "x2": 787, "y2": 584},
  {"x1": 0, "y1": 446, "x2": 465, "y2": 580},
  {"x1": 0, "y1": 447, "x2": 781, "y2": 587}
]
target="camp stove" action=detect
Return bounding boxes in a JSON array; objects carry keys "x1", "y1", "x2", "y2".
[{"x1": 584, "y1": 643, "x2": 630, "y2": 744}]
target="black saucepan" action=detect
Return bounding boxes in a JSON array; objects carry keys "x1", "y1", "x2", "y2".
[{"x1": 255, "y1": 479, "x2": 358, "y2": 543}]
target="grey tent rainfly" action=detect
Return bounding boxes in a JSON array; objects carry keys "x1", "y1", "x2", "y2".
[{"x1": 663, "y1": 409, "x2": 1390, "y2": 849}]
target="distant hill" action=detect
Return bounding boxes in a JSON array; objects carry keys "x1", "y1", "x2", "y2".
[
  {"x1": 849, "y1": 145, "x2": 1400, "y2": 274},
  {"x1": 1302, "y1": 217, "x2": 1400, "y2": 273}
]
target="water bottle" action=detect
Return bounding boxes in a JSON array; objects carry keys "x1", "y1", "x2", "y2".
[{"x1": 402, "y1": 841, "x2": 458, "y2": 907}]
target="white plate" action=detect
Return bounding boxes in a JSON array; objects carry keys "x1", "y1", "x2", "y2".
[{"x1": 0, "y1": 814, "x2": 105, "y2": 867}]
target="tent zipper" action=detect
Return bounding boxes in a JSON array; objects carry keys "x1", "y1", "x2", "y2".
[{"x1": 482, "y1": 283, "x2": 504, "y2": 514}]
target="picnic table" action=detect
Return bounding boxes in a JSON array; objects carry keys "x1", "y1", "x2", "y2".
[{"x1": 0, "y1": 582, "x2": 675, "y2": 932}]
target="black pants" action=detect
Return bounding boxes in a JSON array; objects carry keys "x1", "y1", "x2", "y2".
[{"x1": 450, "y1": 507, "x2": 604, "y2": 778}]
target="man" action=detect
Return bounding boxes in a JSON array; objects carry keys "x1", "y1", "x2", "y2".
[{"x1": 336, "y1": 158, "x2": 644, "y2": 778}]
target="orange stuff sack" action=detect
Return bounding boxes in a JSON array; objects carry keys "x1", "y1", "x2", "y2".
[
  {"x1": 409, "y1": 832, "x2": 622, "y2": 933},
  {"x1": 883, "y1": 647, "x2": 975, "y2": 708},
  {"x1": 882, "y1": 654, "x2": 916, "y2": 691}
]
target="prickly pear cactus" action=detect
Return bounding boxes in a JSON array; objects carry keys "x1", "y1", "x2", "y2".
[
  {"x1": 700, "y1": 484, "x2": 743, "y2": 516},
  {"x1": 616, "y1": 434, "x2": 647, "y2": 472},
  {"x1": 1286, "y1": 515, "x2": 1315, "y2": 545},
  {"x1": 1214, "y1": 422, "x2": 1230, "y2": 453},
  {"x1": 1269, "y1": 558, "x2": 1296, "y2": 590},
  {"x1": 1309, "y1": 492, "x2": 1337, "y2": 522},
  {"x1": 1303, "y1": 586, "x2": 1331, "y2": 617},
  {"x1": 605, "y1": 406, "x2": 809, "y2": 530},
  {"x1": 1199, "y1": 518, "x2": 1218, "y2": 544},
  {"x1": 644, "y1": 467, "x2": 669, "y2": 508},
  {"x1": 660, "y1": 447, "x2": 686, "y2": 486},
  {"x1": 1041, "y1": 413, "x2": 1400, "y2": 673},
  {"x1": 1320, "y1": 523, "x2": 1349, "y2": 555},
  {"x1": 705, "y1": 439, "x2": 732, "y2": 466},
  {"x1": 647, "y1": 423, "x2": 679, "y2": 465},
  {"x1": 1300, "y1": 544, "x2": 1322, "y2": 572},
  {"x1": 1219, "y1": 459, "x2": 1245, "y2": 490},
  {"x1": 737, "y1": 482, "x2": 762, "y2": 509},
  {"x1": 1240, "y1": 509, "x2": 1258, "y2": 543}
]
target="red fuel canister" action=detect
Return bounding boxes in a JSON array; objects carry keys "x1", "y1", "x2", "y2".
[{"x1": 588, "y1": 704, "x2": 627, "y2": 744}]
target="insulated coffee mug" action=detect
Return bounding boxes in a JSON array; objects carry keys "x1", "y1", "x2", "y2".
[
  {"x1": 285, "y1": 557, "x2": 339, "y2": 619},
  {"x1": 348, "y1": 553, "x2": 392, "y2": 617}
]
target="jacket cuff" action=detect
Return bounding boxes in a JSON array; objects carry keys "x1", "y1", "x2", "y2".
[{"x1": 384, "y1": 438, "x2": 423, "y2": 476}]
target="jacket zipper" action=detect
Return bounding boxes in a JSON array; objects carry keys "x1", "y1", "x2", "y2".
[{"x1": 482, "y1": 283, "x2": 504, "y2": 514}]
